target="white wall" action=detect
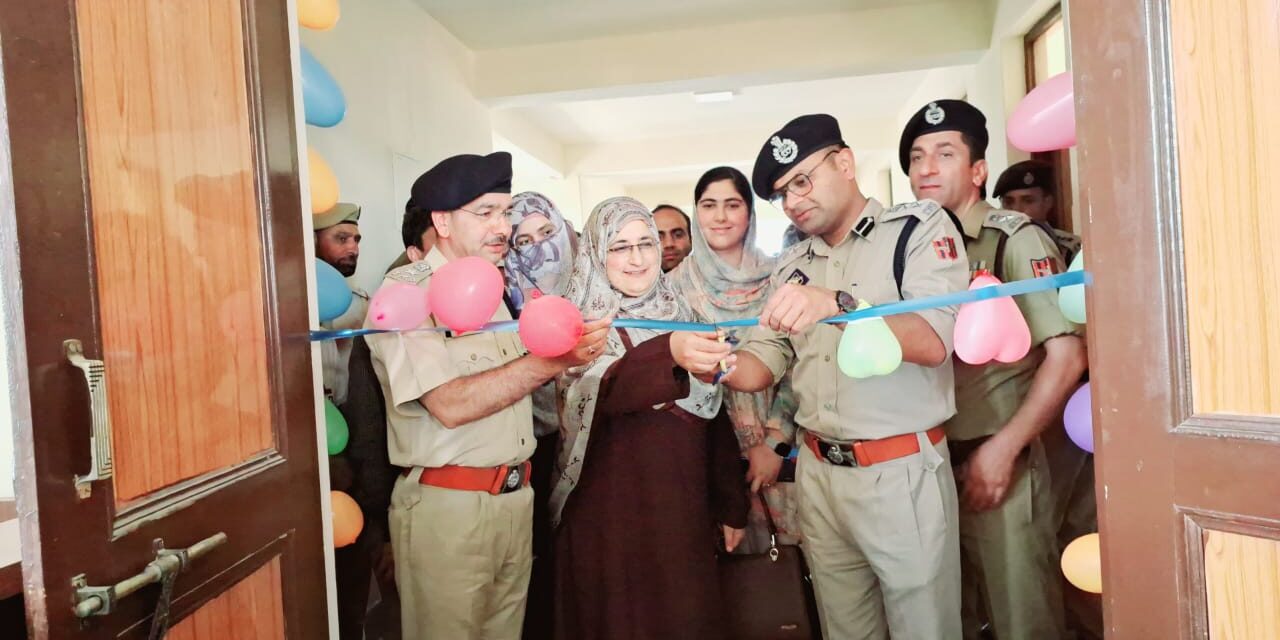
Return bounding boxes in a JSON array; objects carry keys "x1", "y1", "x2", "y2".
[
  {"x1": 301, "y1": 0, "x2": 494, "y2": 293},
  {"x1": 0, "y1": 319, "x2": 12, "y2": 501}
]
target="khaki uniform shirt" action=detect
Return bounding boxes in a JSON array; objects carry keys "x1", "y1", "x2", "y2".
[
  {"x1": 366, "y1": 247, "x2": 534, "y2": 468},
  {"x1": 739, "y1": 198, "x2": 970, "y2": 441},
  {"x1": 320, "y1": 287, "x2": 369, "y2": 405},
  {"x1": 946, "y1": 201, "x2": 1081, "y2": 442}
]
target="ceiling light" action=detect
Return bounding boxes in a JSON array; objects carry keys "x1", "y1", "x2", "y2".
[{"x1": 694, "y1": 90, "x2": 735, "y2": 104}]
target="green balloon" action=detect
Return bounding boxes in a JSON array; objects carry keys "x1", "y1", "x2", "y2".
[
  {"x1": 1058, "y1": 251, "x2": 1087, "y2": 324},
  {"x1": 325, "y1": 398, "x2": 349, "y2": 455},
  {"x1": 837, "y1": 302, "x2": 903, "y2": 379}
]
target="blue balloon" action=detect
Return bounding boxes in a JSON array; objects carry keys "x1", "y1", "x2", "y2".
[
  {"x1": 301, "y1": 46, "x2": 346, "y2": 127},
  {"x1": 315, "y1": 259, "x2": 353, "y2": 322}
]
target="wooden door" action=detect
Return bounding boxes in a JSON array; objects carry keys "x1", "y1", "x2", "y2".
[
  {"x1": 0, "y1": 0, "x2": 328, "y2": 637},
  {"x1": 1071, "y1": 0, "x2": 1280, "y2": 637}
]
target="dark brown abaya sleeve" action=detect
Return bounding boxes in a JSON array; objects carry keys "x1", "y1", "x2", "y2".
[
  {"x1": 595, "y1": 333, "x2": 689, "y2": 417},
  {"x1": 707, "y1": 410, "x2": 749, "y2": 529}
]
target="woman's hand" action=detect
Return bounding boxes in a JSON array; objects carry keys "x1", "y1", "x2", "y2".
[
  {"x1": 670, "y1": 330, "x2": 734, "y2": 376},
  {"x1": 744, "y1": 443, "x2": 783, "y2": 492},
  {"x1": 723, "y1": 525, "x2": 746, "y2": 553}
]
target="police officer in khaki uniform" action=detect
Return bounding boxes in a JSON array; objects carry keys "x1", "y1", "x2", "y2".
[
  {"x1": 992, "y1": 160, "x2": 1082, "y2": 264},
  {"x1": 902, "y1": 100, "x2": 1088, "y2": 640},
  {"x1": 712, "y1": 114, "x2": 970, "y2": 639},
  {"x1": 366, "y1": 152, "x2": 608, "y2": 640},
  {"x1": 315, "y1": 202, "x2": 370, "y2": 406},
  {"x1": 994, "y1": 160, "x2": 1095, "y2": 551}
]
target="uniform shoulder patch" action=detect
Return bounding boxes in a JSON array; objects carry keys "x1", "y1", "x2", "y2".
[
  {"x1": 774, "y1": 238, "x2": 811, "y2": 272},
  {"x1": 386, "y1": 261, "x2": 432, "y2": 285},
  {"x1": 881, "y1": 199, "x2": 942, "y2": 222},
  {"x1": 981, "y1": 208, "x2": 1032, "y2": 236}
]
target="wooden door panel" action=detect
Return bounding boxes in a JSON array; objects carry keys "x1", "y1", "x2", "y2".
[
  {"x1": 1204, "y1": 530, "x2": 1280, "y2": 638},
  {"x1": 166, "y1": 557, "x2": 284, "y2": 640},
  {"x1": 1071, "y1": 0, "x2": 1280, "y2": 637},
  {"x1": 77, "y1": 0, "x2": 275, "y2": 505},
  {"x1": 0, "y1": 0, "x2": 327, "y2": 636},
  {"x1": 1169, "y1": 0, "x2": 1280, "y2": 417}
]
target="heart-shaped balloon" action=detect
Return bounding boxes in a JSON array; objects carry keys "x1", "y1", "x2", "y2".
[
  {"x1": 954, "y1": 273, "x2": 1032, "y2": 364},
  {"x1": 1059, "y1": 251, "x2": 1087, "y2": 324},
  {"x1": 367, "y1": 281, "x2": 432, "y2": 330},
  {"x1": 836, "y1": 301, "x2": 903, "y2": 378},
  {"x1": 427, "y1": 256, "x2": 505, "y2": 332}
]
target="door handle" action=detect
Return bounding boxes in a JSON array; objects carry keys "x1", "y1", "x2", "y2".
[
  {"x1": 72, "y1": 532, "x2": 228, "y2": 621},
  {"x1": 64, "y1": 339, "x2": 114, "y2": 499}
]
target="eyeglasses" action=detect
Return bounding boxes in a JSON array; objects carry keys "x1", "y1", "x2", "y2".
[
  {"x1": 606, "y1": 240, "x2": 659, "y2": 258},
  {"x1": 457, "y1": 204, "x2": 514, "y2": 224},
  {"x1": 768, "y1": 149, "x2": 840, "y2": 207}
]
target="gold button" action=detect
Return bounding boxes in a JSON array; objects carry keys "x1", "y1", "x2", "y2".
[{"x1": 470, "y1": 354, "x2": 477, "y2": 361}]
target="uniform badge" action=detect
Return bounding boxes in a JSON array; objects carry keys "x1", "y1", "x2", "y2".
[
  {"x1": 925, "y1": 102, "x2": 945, "y2": 125},
  {"x1": 1030, "y1": 257, "x2": 1055, "y2": 278},
  {"x1": 853, "y1": 217, "x2": 876, "y2": 238},
  {"x1": 786, "y1": 268, "x2": 810, "y2": 285},
  {"x1": 771, "y1": 136, "x2": 799, "y2": 164},
  {"x1": 933, "y1": 237, "x2": 958, "y2": 260},
  {"x1": 1023, "y1": 171, "x2": 1035, "y2": 185}
]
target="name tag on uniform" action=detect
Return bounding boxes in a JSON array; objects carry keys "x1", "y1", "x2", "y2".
[{"x1": 786, "y1": 269, "x2": 810, "y2": 285}]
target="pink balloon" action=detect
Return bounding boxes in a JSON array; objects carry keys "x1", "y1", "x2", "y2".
[
  {"x1": 367, "y1": 281, "x2": 431, "y2": 330},
  {"x1": 518, "y1": 295, "x2": 584, "y2": 358},
  {"x1": 954, "y1": 273, "x2": 1032, "y2": 365},
  {"x1": 427, "y1": 256, "x2": 504, "y2": 332},
  {"x1": 1007, "y1": 71, "x2": 1076, "y2": 152}
]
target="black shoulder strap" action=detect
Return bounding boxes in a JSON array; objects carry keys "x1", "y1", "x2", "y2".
[
  {"x1": 893, "y1": 208, "x2": 966, "y2": 299},
  {"x1": 994, "y1": 233, "x2": 1009, "y2": 281},
  {"x1": 893, "y1": 216, "x2": 921, "y2": 300}
]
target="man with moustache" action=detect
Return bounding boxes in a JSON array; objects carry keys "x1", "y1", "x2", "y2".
[
  {"x1": 902, "y1": 100, "x2": 1086, "y2": 640},
  {"x1": 365, "y1": 152, "x2": 610, "y2": 639},
  {"x1": 653, "y1": 204, "x2": 693, "y2": 271}
]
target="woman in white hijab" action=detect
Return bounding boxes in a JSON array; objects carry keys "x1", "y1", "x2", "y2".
[{"x1": 550, "y1": 197, "x2": 746, "y2": 640}]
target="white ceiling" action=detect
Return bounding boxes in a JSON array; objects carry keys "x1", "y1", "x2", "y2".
[
  {"x1": 499, "y1": 68, "x2": 960, "y2": 146},
  {"x1": 413, "y1": 0, "x2": 942, "y2": 49}
]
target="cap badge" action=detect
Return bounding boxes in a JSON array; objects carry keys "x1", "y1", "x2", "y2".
[
  {"x1": 1023, "y1": 172, "x2": 1035, "y2": 185},
  {"x1": 771, "y1": 136, "x2": 799, "y2": 164},
  {"x1": 924, "y1": 102, "x2": 945, "y2": 125}
]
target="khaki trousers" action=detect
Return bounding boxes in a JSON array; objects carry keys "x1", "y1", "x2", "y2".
[
  {"x1": 389, "y1": 470, "x2": 533, "y2": 640},
  {"x1": 797, "y1": 432, "x2": 962, "y2": 640},
  {"x1": 957, "y1": 440, "x2": 1066, "y2": 640}
]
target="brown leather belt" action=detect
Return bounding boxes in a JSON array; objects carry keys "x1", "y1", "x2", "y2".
[
  {"x1": 804, "y1": 426, "x2": 946, "y2": 468},
  {"x1": 402, "y1": 461, "x2": 532, "y2": 495}
]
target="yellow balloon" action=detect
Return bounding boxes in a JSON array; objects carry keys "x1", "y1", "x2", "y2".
[
  {"x1": 308, "y1": 147, "x2": 339, "y2": 215},
  {"x1": 1061, "y1": 533, "x2": 1103, "y2": 593},
  {"x1": 298, "y1": 0, "x2": 340, "y2": 30}
]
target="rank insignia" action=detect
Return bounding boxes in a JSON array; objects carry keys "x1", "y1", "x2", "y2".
[
  {"x1": 1030, "y1": 257, "x2": 1055, "y2": 278},
  {"x1": 786, "y1": 269, "x2": 810, "y2": 285},
  {"x1": 933, "y1": 237, "x2": 958, "y2": 260}
]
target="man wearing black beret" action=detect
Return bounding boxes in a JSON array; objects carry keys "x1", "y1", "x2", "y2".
[
  {"x1": 365, "y1": 152, "x2": 610, "y2": 639},
  {"x1": 903, "y1": 99, "x2": 1087, "y2": 640},
  {"x1": 993, "y1": 160, "x2": 1081, "y2": 263},
  {"x1": 711, "y1": 113, "x2": 970, "y2": 638}
]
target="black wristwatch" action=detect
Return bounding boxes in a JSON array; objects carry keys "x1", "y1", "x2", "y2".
[
  {"x1": 764, "y1": 435, "x2": 793, "y2": 458},
  {"x1": 834, "y1": 289, "x2": 857, "y2": 313}
]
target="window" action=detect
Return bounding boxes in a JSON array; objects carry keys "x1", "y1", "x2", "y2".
[{"x1": 1024, "y1": 5, "x2": 1075, "y2": 233}]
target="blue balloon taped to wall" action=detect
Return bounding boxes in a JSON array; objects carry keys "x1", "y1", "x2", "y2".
[
  {"x1": 315, "y1": 259, "x2": 353, "y2": 322},
  {"x1": 301, "y1": 46, "x2": 346, "y2": 127}
]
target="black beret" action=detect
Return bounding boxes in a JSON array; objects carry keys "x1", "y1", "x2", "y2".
[
  {"x1": 409, "y1": 151, "x2": 513, "y2": 214},
  {"x1": 993, "y1": 160, "x2": 1055, "y2": 198},
  {"x1": 898, "y1": 100, "x2": 988, "y2": 174},
  {"x1": 752, "y1": 114, "x2": 846, "y2": 199}
]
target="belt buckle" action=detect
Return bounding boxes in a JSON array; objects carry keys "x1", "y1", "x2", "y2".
[
  {"x1": 494, "y1": 463, "x2": 524, "y2": 495},
  {"x1": 824, "y1": 442, "x2": 857, "y2": 467}
]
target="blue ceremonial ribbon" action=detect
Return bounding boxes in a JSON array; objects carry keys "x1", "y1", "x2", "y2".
[{"x1": 309, "y1": 270, "x2": 1091, "y2": 341}]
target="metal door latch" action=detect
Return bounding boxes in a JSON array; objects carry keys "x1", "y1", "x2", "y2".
[{"x1": 72, "y1": 532, "x2": 228, "y2": 638}]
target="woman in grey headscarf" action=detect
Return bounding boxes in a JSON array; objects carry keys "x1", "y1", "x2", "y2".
[
  {"x1": 550, "y1": 197, "x2": 746, "y2": 640},
  {"x1": 504, "y1": 191, "x2": 576, "y2": 312}
]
